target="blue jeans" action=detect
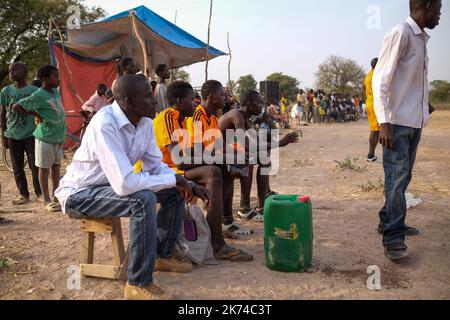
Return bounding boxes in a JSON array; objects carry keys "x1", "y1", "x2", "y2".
[
  {"x1": 379, "y1": 125, "x2": 422, "y2": 246},
  {"x1": 65, "y1": 186, "x2": 184, "y2": 287}
]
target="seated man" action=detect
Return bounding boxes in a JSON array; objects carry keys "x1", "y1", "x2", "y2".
[
  {"x1": 55, "y1": 75, "x2": 209, "y2": 300},
  {"x1": 220, "y1": 91, "x2": 298, "y2": 222},
  {"x1": 153, "y1": 80, "x2": 253, "y2": 262},
  {"x1": 187, "y1": 80, "x2": 254, "y2": 238}
]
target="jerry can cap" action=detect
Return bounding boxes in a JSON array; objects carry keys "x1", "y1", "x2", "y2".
[{"x1": 298, "y1": 195, "x2": 310, "y2": 203}]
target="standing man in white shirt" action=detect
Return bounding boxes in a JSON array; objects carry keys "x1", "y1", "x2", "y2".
[
  {"x1": 55, "y1": 75, "x2": 210, "y2": 300},
  {"x1": 372, "y1": 0, "x2": 441, "y2": 260},
  {"x1": 155, "y1": 64, "x2": 170, "y2": 113}
]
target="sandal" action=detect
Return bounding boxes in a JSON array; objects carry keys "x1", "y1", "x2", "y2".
[
  {"x1": 238, "y1": 209, "x2": 264, "y2": 222},
  {"x1": 214, "y1": 245, "x2": 254, "y2": 262},
  {"x1": 44, "y1": 202, "x2": 62, "y2": 213},
  {"x1": 12, "y1": 195, "x2": 30, "y2": 206},
  {"x1": 222, "y1": 222, "x2": 253, "y2": 237}
]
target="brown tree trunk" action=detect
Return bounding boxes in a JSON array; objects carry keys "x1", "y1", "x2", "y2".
[
  {"x1": 227, "y1": 32, "x2": 232, "y2": 89},
  {"x1": 0, "y1": 69, "x2": 9, "y2": 86}
]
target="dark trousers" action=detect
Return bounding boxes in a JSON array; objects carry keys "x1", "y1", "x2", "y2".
[
  {"x1": 7, "y1": 136, "x2": 41, "y2": 198},
  {"x1": 65, "y1": 186, "x2": 184, "y2": 287},
  {"x1": 379, "y1": 125, "x2": 422, "y2": 246},
  {"x1": 222, "y1": 165, "x2": 235, "y2": 221},
  {"x1": 306, "y1": 105, "x2": 314, "y2": 124}
]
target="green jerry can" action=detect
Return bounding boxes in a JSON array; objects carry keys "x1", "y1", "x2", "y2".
[{"x1": 264, "y1": 195, "x2": 313, "y2": 272}]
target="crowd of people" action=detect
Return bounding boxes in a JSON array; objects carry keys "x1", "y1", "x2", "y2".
[
  {"x1": 268, "y1": 90, "x2": 366, "y2": 130},
  {"x1": 0, "y1": 57, "x2": 300, "y2": 299},
  {"x1": 0, "y1": 0, "x2": 442, "y2": 300}
]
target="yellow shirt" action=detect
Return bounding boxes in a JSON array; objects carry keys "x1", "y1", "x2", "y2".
[
  {"x1": 364, "y1": 69, "x2": 375, "y2": 110},
  {"x1": 152, "y1": 108, "x2": 190, "y2": 175},
  {"x1": 187, "y1": 105, "x2": 222, "y2": 149}
]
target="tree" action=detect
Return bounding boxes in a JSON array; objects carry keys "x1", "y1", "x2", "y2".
[
  {"x1": 0, "y1": 0, "x2": 105, "y2": 87},
  {"x1": 315, "y1": 55, "x2": 366, "y2": 96},
  {"x1": 429, "y1": 80, "x2": 450, "y2": 103},
  {"x1": 236, "y1": 74, "x2": 257, "y2": 99},
  {"x1": 171, "y1": 68, "x2": 191, "y2": 83},
  {"x1": 266, "y1": 72, "x2": 300, "y2": 103}
]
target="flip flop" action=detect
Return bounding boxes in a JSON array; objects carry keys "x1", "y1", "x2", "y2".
[
  {"x1": 12, "y1": 195, "x2": 30, "y2": 206},
  {"x1": 214, "y1": 246, "x2": 254, "y2": 262},
  {"x1": 44, "y1": 202, "x2": 62, "y2": 213}
]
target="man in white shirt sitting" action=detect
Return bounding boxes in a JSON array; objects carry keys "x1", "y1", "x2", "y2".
[
  {"x1": 55, "y1": 75, "x2": 210, "y2": 300},
  {"x1": 372, "y1": 0, "x2": 441, "y2": 260}
]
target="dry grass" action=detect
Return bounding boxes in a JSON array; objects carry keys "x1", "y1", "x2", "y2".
[
  {"x1": 428, "y1": 110, "x2": 450, "y2": 129},
  {"x1": 359, "y1": 178, "x2": 384, "y2": 193},
  {"x1": 0, "y1": 257, "x2": 11, "y2": 270},
  {"x1": 335, "y1": 156, "x2": 364, "y2": 172},
  {"x1": 293, "y1": 159, "x2": 314, "y2": 167}
]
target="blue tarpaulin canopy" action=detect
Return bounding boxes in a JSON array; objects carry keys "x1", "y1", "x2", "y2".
[{"x1": 64, "y1": 5, "x2": 226, "y2": 74}]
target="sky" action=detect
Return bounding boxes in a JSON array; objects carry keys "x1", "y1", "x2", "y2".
[{"x1": 84, "y1": 0, "x2": 450, "y2": 88}]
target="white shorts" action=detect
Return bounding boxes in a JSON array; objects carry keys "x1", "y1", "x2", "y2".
[{"x1": 35, "y1": 139, "x2": 63, "y2": 169}]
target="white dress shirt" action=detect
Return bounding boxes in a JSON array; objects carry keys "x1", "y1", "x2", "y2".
[
  {"x1": 373, "y1": 17, "x2": 430, "y2": 129},
  {"x1": 55, "y1": 102, "x2": 176, "y2": 213}
]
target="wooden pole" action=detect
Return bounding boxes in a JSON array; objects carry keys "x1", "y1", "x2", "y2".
[
  {"x1": 205, "y1": 0, "x2": 213, "y2": 82},
  {"x1": 227, "y1": 32, "x2": 232, "y2": 92},
  {"x1": 173, "y1": 11, "x2": 177, "y2": 83}
]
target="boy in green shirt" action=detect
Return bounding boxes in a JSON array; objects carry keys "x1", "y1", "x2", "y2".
[
  {"x1": 13, "y1": 65, "x2": 66, "y2": 212},
  {"x1": 0, "y1": 62, "x2": 41, "y2": 205}
]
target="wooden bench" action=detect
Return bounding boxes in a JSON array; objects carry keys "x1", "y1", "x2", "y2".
[{"x1": 80, "y1": 218, "x2": 129, "y2": 281}]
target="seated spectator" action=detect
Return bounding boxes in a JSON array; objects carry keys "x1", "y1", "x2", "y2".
[
  {"x1": 188, "y1": 80, "x2": 254, "y2": 238},
  {"x1": 55, "y1": 75, "x2": 209, "y2": 300},
  {"x1": 81, "y1": 84, "x2": 109, "y2": 114},
  {"x1": 153, "y1": 80, "x2": 253, "y2": 262}
]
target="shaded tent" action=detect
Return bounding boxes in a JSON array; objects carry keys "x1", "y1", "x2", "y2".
[
  {"x1": 63, "y1": 5, "x2": 226, "y2": 75},
  {"x1": 50, "y1": 5, "x2": 226, "y2": 147}
]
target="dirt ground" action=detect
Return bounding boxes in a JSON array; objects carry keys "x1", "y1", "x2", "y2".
[{"x1": 1, "y1": 111, "x2": 449, "y2": 300}]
